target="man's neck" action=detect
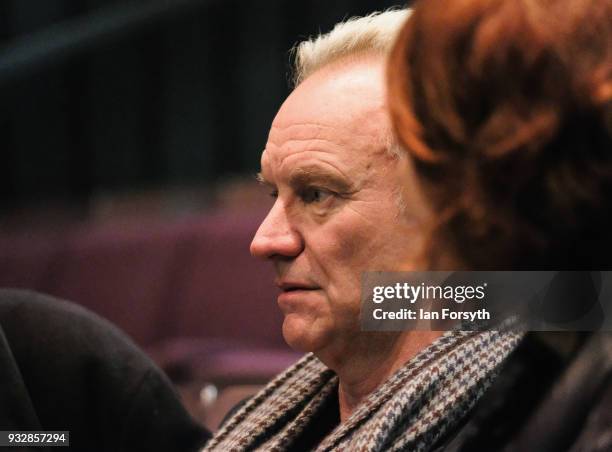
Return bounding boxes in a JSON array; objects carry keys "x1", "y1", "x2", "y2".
[{"x1": 321, "y1": 331, "x2": 443, "y2": 422}]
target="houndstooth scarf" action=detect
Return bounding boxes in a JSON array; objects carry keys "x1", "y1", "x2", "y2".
[{"x1": 203, "y1": 328, "x2": 523, "y2": 452}]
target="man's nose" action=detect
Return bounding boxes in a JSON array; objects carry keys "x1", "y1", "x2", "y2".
[{"x1": 250, "y1": 201, "x2": 303, "y2": 259}]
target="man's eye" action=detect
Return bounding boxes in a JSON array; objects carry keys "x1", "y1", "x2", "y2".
[
  {"x1": 269, "y1": 189, "x2": 278, "y2": 199},
  {"x1": 301, "y1": 187, "x2": 333, "y2": 204}
]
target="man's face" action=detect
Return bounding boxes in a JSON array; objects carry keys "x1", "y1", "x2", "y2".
[{"x1": 251, "y1": 55, "x2": 426, "y2": 359}]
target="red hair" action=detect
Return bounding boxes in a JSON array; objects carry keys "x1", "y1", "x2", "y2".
[{"x1": 388, "y1": 0, "x2": 612, "y2": 269}]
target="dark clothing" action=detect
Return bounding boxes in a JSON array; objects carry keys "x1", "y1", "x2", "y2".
[
  {"x1": 0, "y1": 289, "x2": 211, "y2": 452},
  {"x1": 440, "y1": 332, "x2": 612, "y2": 451}
]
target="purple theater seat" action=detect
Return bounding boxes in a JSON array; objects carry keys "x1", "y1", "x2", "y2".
[
  {"x1": 0, "y1": 210, "x2": 290, "y2": 355},
  {"x1": 149, "y1": 337, "x2": 301, "y2": 385},
  {"x1": 1, "y1": 210, "x2": 301, "y2": 428},
  {"x1": 148, "y1": 337, "x2": 302, "y2": 431},
  {"x1": 165, "y1": 210, "x2": 285, "y2": 348},
  {"x1": 0, "y1": 231, "x2": 70, "y2": 292},
  {"x1": 45, "y1": 220, "x2": 185, "y2": 346}
]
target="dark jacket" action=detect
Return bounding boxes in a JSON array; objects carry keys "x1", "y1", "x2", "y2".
[
  {"x1": 0, "y1": 289, "x2": 211, "y2": 452},
  {"x1": 437, "y1": 332, "x2": 612, "y2": 451}
]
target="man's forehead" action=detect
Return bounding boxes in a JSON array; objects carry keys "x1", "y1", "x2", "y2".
[
  {"x1": 258, "y1": 148, "x2": 342, "y2": 180},
  {"x1": 267, "y1": 123, "x2": 343, "y2": 146},
  {"x1": 257, "y1": 141, "x2": 392, "y2": 191},
  {"x1": 270, "y1": 56, "x2": 388, "y2": 134},
  {"x1": 258, "y1": 55, "x2": 394, "y2": 185}
]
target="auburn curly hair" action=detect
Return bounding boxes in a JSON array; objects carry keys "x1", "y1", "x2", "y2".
[{"x1": 388, "y1": 0, "x2": 612, "y2": 269}]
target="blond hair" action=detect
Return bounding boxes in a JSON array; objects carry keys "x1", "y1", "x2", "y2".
[{"x1": 292, "y1": 9, "x2": 410, "y2": 86}]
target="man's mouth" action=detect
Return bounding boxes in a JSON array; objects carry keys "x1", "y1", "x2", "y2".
[
  {"x1": 276, "y1": 281, "x2": 319, "y2": 292},
  {"x1": 276, "y1": 282, "x2": 320, "y2": 311}
]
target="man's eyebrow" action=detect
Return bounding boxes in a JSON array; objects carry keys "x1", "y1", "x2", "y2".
[{"x1": 288, "y1": 166, "x2": 353, "y2": 193}]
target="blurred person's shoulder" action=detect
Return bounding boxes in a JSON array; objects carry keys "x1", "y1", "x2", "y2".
[{"x1": 0, "y1": 288, "x2": 210, "y2": 452}]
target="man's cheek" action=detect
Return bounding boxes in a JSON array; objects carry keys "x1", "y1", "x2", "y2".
[
  {"x1": 331, "y1": 223, "x2": 375, "y2": 263},
  {"x1": 327, "y1": 284, "x2": 361, "y2": 320}
]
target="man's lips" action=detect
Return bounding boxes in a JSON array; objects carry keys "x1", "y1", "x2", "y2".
[
  {"x1": 275, "y1": 280, "x2": 321, "y2": 310},
  {"x1": 275, "y1": 280, "x2": 319, "y2": 292}
]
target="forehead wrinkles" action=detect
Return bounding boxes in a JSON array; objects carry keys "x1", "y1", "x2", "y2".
[
  {"x1": 262, "y1": 129, "x2": 394, "y2": 187},
  {"x1": 267, "y1": 120, "x2": 388, "y2": 159},
  {"x1": 267, "y1": 122, "x2": 379, "y2": 149},
  {"x1": 269, "y1": 146, "x2": 359, "y2": 188},
  {"x1": 282, "y1": 152, "x2": 353, "y2": 183}
]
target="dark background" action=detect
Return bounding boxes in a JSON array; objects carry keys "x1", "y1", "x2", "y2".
[
  {"x1": 0, "y1": 0, "x2": 407, "y2": 217},
  {"x1": 1, "y1": 2, "x2": 413, "y2": 428}
]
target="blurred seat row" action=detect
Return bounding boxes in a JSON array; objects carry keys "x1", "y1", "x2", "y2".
[{"x1": 0, "y1": 209, "x2": 301, "y2": 429}]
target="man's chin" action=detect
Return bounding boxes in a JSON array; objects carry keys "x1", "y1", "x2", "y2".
[{"x1": 281, "y1": 314, "x2": 327, "y2": 353}]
